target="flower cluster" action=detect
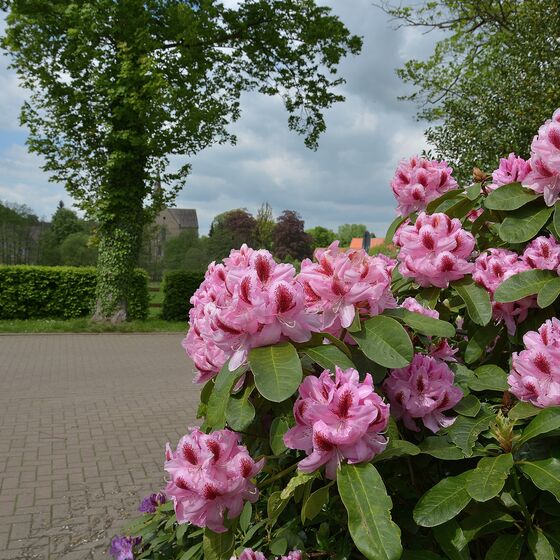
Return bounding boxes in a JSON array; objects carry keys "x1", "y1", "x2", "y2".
[
  {"x1": 284, "y1": 367, "x2": 390, "y2": 480},
  {"x1": 508, "y1": 318, "x2": 560, "y2": 408},
  {"x1": 234, "y1": 549, "x2": 302, "y2": 560},
  {"x1": 383, "y1": 354, "x2": 463, "y2": 433},
  {"x1": 473, "y1": 248, "x2": 539, "y2": 335},
  {"x1": 138, "y1": 492, "x2": 166, "y2": 514},
  {"x1": 164, "y1": 428, "x2": 264, "y2": 533},
  {"x1": 523, "y1": 235, "x2": 560, "y2": 272},
  {"x1": 185, "y1": 245, "x2": 320, "y2": 382},
  {"x1": 298, "y1": 241, "x2": 396, "y2": 332},
  {"x1": 393, "y1": 212, "x2": 475, "y2": 288},
  {"x1": 391, "y1": 156, "x2": 458, "y2": 216},
  {"x1": 523, "y1": 109, "x2": 560, "y2": 205},
  {"x1": 109, "y1": 536, "x2": 141, "y2": 560},
  {"x1": 488, "y1": 152, "x2": 532, "y2": 191}
]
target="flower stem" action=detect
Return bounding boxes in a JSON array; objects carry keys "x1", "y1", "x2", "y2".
[{"x1": 260, "y1": 463, "x2": 299, "y2": 488}]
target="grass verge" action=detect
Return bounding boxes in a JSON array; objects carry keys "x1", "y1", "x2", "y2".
[{"x1": 0, "y1": 318, "x2": 186, "y2": 334}]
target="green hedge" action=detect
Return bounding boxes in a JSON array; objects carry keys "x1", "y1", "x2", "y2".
[
  {"x1": 0, "y1": 265, "x2": 149, "y2": 320},
  {"x1": 162, "y1": 270, "x2": 205, "y2": 321}
]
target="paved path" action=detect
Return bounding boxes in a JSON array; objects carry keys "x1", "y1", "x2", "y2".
[{"x1": 0, "y1": 333, "x2": 199, "y2": 560}]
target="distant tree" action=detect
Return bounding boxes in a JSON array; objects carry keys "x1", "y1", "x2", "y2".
[
  {"x1": 50, "y1": 202, "x2": 84, "y2": 245},
  {"x1": 306, "y1": 226, "x2": 336, "y2": 251},
  {"x1": 255, "y1": 202, "x2": 275, "y2": 251},
  {"x1": 60, "y1": 232, "x2": 98, "y2": 266},
  {"x1": 0, "y1": 201, "x2": 39, "y2": 264},
  {"x1": 37, "y1": 229, "x2": 60, "y2": 266},
  {"x1": 163, "y1": 230, "x2": 207, "y2": 272},
  {"x1": 337, "y1": 224, "x2": 367, "y2": 246},
  {"x1": 209, "y1": 209, "x2": 257, "y2": 255},
  {"x1": 2, "y1": 0, "x2": 361, "y2": 322},
  {"x1": 273, "y1": 210, "x2": 312, "y2": 261}
]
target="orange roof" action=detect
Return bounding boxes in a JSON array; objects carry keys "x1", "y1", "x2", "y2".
[{"x1": 349, "y1": 237, "x2": 385, "y2": 250}]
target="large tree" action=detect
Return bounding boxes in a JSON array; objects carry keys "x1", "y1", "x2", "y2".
[
  {"x1": 379, "y1": 1, "x2": 560, "y2": 178},
  {"x1": 1, "y1": 0, "x2": 361, "y2": 322},
  {"x1": 273, "y1": 209, "x2": 312, "y2": 261}
]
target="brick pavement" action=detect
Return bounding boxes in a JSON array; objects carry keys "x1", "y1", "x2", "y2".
[{"x1": 0, "y1": 333, "x2": 200, "y2": 560}]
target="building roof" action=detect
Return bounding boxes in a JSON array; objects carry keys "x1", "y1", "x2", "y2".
[
  {"x1": 167, "y1": 208, "x2": 198, "y2": 229},
  {"x1": 349, "y1": 237, "x2": 385, "y2": 250}
]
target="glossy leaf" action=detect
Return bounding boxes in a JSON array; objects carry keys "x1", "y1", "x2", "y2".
[
  {"x1": 555, "y1": 201, "x2": 560, "y2": 239},
  {"x1": 494, "y1": 269, "x2": 556, "y2": 303},
  {"x1": 239, "y1": 502, "x2": 252, "y2": 533},
  {"x1": 453, "y1": 394, "x2": 481, "y2": 417},
  {"x1": 519, "y1": 458, "x2": 560, "y2": 501},
  {"x1": 484, "y1": 181, "x2": 538, "y2": 210},
  {"x1": 426, "y1": 189, "x2": 463, "y2": 213},
  {"x1": 303, "y1": 344, "x2": 355, "y2": 371},
  {"x1": 466, "y1": 182, "x2": 481, "y2": 200},
  {"x1": 485, "y1": 533, "x2": 523, "y2": 560},
  {"x1": 206, "y1": 362, "x2": 244, "y2": 430},
  {"x1": 447, "y1": 407, "x2": 495, "y2": 456},
  {"x1": 433, "y1": 520, "x2": 469, "y2": 560},
  {"x1": 413, "y1": 471, "x2": 472, "y2": 527},
  {"x1": 464, "y1": 325, "x2": 500, "y2": 364},
  {"x1": 518, "y1": 407, "x2": 560, "y2": 445},
  {"x1": 466, "y1": 453, "x2": 513, "y2": 502},
  {"x1": 203, "y1": 528, "x2": 235, "y2": 560},
  {"x1": 452, "y1": 277, "x2": 492, "y2": 326},
  {"x1": 302, "y1": 485, "x2": 330, "y2": 521},
  {"x1": 499, "y1": 203, "x2": 554, "y2": 243},
  {"x1": 249, "y1": 343, "x2": 302, "y2": 402},
  {"x1": 352, "y1": 315, "x2": 413, "y2": 368},
  {"x1": 508, "y1": 401, "x2": 540, "y2": 421},
  {"x1": 537, "y1": 276, "x2": 560, "y2": 308},
  {"x1": 420, "y1": 436, "x2": 465, "y2": 460},
  {"x1": 528, "y1": 528, "x2": 554, "y2": 560},
  {"x1": 385, "y1": 215, "x2": 406, "y2": 244},
  {"x1": 384, "y1": 308, "x2": 456, "y2": 337},
  {"x1": 469, "y1": 365, "x2": 508, "y2": 392},
  {"x1": 269, "y1": 417, "x2": 289, "y2": 455},
  {"x1": 225, "y1": 384, "x2": 255, "y2": 431},
  {"x1": 337, "y1": 463, "x2": 402, "y2": 560},
  {"x1": 372, "y1": 439, "x2": 421, "y2": 462}
]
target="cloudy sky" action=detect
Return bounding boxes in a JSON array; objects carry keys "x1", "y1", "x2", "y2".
[{"x1": 0, "y1": 1, "x2": 439, "y2": 237}]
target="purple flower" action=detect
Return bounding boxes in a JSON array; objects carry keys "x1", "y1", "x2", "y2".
[
  {"x1": 109, "y1": 535, "x2": 141, "y2": 560},
  {"x1": 138, "y1": 492, "x2": 166, "y2": 514}
]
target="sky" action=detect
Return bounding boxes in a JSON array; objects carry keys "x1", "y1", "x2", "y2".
[{"x1": 0, "y1": 1, "x2": 439, "y2": 237}]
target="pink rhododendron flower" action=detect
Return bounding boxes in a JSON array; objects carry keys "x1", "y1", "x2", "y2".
[
  {"x1": 473, "y1": 249, "x2": 536, "y2": 335},
  {"x1": 236, "y1": 550, "x2": 267, "y2": 560},
  {"x1": 488, "y1": 153, "x2": 532, "y2": 191},
  {"x1": 391, "y1": 156, "x2": 458, "y2": 216},
  {"x1": 393, "y1": 212, "x2": 475, "y2": 288},
  {"x1": 467, "y1": 208, "x2": 484, "y2": 222},
  {"x1": 401, "y1": 296, "x2": 439, "y2": 319},
  {"x1": 508, "y1": 318, "x2": 560, "y2": 408},
  {"x1": 184, "y1": 246, "x2": 321, "y2": 379},
  {"x1": 164, "y1": 428, "x2": 264, "y2": 533},
  {"x1": 298, "y1": 242, "x2": 396, "y2": 331},
  {"x1": 522, "y1": 235, "x2": 560, "y2": 271},
  {"x1": 383, "y1": 354, "x2": 463, "y2": 433},
  {"x1": 284, "y1": 367, "x2": 390, "y2": 479},
  {"x1": 523, "y1": 109, "x2": 560, "y2": 205}
]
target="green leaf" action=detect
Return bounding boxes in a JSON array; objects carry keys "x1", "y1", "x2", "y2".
[
  {"x1": 447, "y1": 408, "x2": 495, "y2": 457},
  {"x1": 352, "y1": 315, "x2": 413, "y2": 368},
  {"x1": 249, "y1": 343, "x2": 302, "y2": 402},
  {"x1": 494, "y1": 269, "x2": 556, "y2": 303},
  {"x1": 554, "y1": 201, "x2": 560, "y2": 239},
  {"x1": 528, "y1": 528, "x2": 554, "y2": 560},
  {"x1": 466, "y1": 453, "x2": 513, "y2": 502},
  {"x1": 453, "y1": 394, "x2": 481, "y2": 417},
  {"x1": 499, "y1": 202, "x2": 554, "y2": 243},
  {"x1": 444, "y1": 196, "x2": 476, "y2": 219},
  {"x1": 385, "y1": 215, "x2": 406, "y2": 244},
  {"x1": 303, "y1": 344, "x2": 355, "y2": 371},
  {"x1": 519, "y1": 458, "x2": 560, "y2": 501},
  {"x1": 267, "y1": 491, "x2": 288, "y2": 519},
  {"x1": 269, "y1": 417, "x2": 289, "y2": 455},
  {"x1": 179, "y1": 542, "x2": 203, "y2": 560},
  {"x1": 420, "y1": 436, "x2": 465, "y2": 460},
  {"x1": 537, "y1": 276, "x2": 560, "y2": 308},
  {"x1": 203, "y1": 528, "x2": 235, "y2": 560},
  {"x1": 485, "y1": 534, "x2": 523, "y2": 560},
  {"x1": 225, "y1": 384, "x2": 255, "y2": 431},
  {"x1": 384, "y1": 308, "x2": 456, "y2": 337},
  {"x1": 372, "y1": 439, "x2": 421, "y2": 462},
  {"x1": 337, "y1": 463, "x2": 402, "y2": 560},
  {"x1": 414, "y1": 471, "x2": 472, "y2": 527},
  {"x1": 461, "y1": 509, "x2": 515, "y2": 542},
  {"x1": 206, "y1": 362, "x2": 244, "y2": 430},
  {"x1": 402, "y1": 553, "x2": 444, "y2": 560},
  {"x1": 466, "y1": 182, "x2": 481, "y2": 200},
  {"x1": 269, "y1": 538, "x2": 288, "y2": 556},
  {"x1": 417, "y1": 287, "x2": 441, "y2": 308},
  {"x1": 302, "y1": 484, "x2": 330, "y2": 521},
  {"x1": 426, "y1": 189, "x2": 463, "y2": 213},
  {"x1": 239, "y1": 502, "x2": 252, "y2": 533},
  {"x1": 465, "y1": 325, "x2": 499, "y2": 364},
  {"x1": 508, "y1": 401, "x2": 540, "y2": 420},
  {"x1": 433, "y1": 519, "x2": 469, "y2": 560},
  {"x1": 518, "y1": 407, "x2": 560, "y2": 445},
  {"x1": 452, "y1": 277, "x2": 492, "y2": 326},
  {"x1": 484, "y1": 182, "x2": 538, "y2": 210},
  {"x1": 280, "y1": 471, "x2": 316, "y2": 500},
  {"x1": 469, "y1": 365, "x2": 509, "y2": 392}
]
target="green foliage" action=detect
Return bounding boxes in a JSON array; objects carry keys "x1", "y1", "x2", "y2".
[
  {"x1": 161, "y1": 270, "x2": 205, "y2": 322},
  {"x1": 0, "y1": 265, "x2": 148, "y2": 319},
  {"x1": 306, "y1": 226, "x2": 336, "y2": 251},
  {"x1": 59, "y1": 232, "x2": 98, "y2": 266},
  {"x1": 337, "y1": 223, "x2": 367, "y2": 246},
  {"x1": 50, "y1": 203, "x2": 84, "y2": 244},
  {"x1": 273, "y1": 210, "x2": 313, "y2": 261},
  {"x1": 0, "y1": 200, "x2": 41, "y2": 265},
  {"x1": 384, "y1": 0, "x2": 560, "y2": 177},
  {"x1": 163, "y1": 230, "x2": 206, "y2": 272}
]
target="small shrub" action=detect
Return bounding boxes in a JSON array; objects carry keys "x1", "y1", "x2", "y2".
[
  {"x1": 161, "y1": 270, "x2": 205, "y2": 321},
  {"x1": 0, "y1": 265, "x2": 149, "y2": 320}
]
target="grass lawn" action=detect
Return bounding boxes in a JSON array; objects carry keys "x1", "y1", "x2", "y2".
[{"x1": 0, "y1": 318, "x2": 186, "y2": 333}]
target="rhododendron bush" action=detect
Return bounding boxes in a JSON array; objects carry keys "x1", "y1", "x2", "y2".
[{"x1": 114, "y1": 111, "x2": 560, "y2": 560}]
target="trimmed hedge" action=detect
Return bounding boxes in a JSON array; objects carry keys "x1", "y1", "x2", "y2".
[
  {"x1": 0, "y1": 265, "x2": 149, "y2": 320},
  {"x1": 162, "y1": 270, "x2": 205, "y2": 321}
]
